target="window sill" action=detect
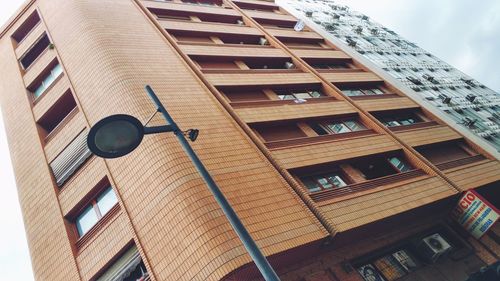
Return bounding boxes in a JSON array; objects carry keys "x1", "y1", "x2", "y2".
[
  {"x1": 230, "y1": 96, "x2": 336, "y2": 109},
  {"x1": 265, "y1": 129, "x2": 376, "y2": 150},
  {"x1": 76, "y1": 204, "x2": 120, "y2": 251},
  {"x1": 309, "y1": 169, "x2": 426, "y2": 203}
]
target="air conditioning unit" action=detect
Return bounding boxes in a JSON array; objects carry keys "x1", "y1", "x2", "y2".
[
  {"x1": 259, "y1": 37, "x2": 269, "y2": 46},
  {"x1": 284, "y1": 62, "x2": 295, "y2": 69},
  {"x1": 416, "y1": 233, "x2": 452, "y2": 262}
]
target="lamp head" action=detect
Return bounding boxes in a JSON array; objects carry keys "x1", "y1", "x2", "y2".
[{"x1": 87, "y1": 114, "x2": 145, "y2": 159}]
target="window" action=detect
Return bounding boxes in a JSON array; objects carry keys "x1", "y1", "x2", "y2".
[
  {"x1": 31, "y1": 63, "x2": 63, "y2": 100},
  {"x1": 276, "y1": 89, "x2": 323, "y2": 100},
  {"x1": 96, "y1": 245, "x2": 149, "y2": 281},
  {"x1": 11, "y1": 11, "x2": 41, "y2": 44},
  {"x1": 301, "y1": 172, "x2": 348, "y2": 192},
  {"x1": 353, "y1": 156, "x2": 413, "y2": 180},
  {"x1": 388, "y1": 157, "x2": 412, "y2": 172},
  {"x1": 19, "y1": 33, "x2": 51, "y2": 69},
  {"x1": 310, "y1": 62, "x2": 350, "y2": 69},
  {"x1": 342, "y1": 88, "x2": 385, "y2": 97},
  {"x1": 37, "y1": 90, "x2": 77, "y2": 140},
  {"x1": 50, "y1": 130, "x2": 92, "y2": 186},
  {"x1": 357, "y1": 249, "x2": 419, "y2": 281},
  {"x1": 378, "y1": 113, "x2": 422, "y2": 127},
  {"x1": 310, "y1": 119, "x2": 366, "y2": 135},
  {"x1": 181, "y1": 0, "x2": 222, "y2": 6},
  {"x1": 76, "y1": 186, "x2": 118, "y2": 237}
]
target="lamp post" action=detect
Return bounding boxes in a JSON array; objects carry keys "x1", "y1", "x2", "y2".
[{"x1": 87, "y1": 85, "x2": 280, "y2": 281}]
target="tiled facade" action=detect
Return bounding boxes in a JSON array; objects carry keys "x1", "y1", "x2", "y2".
[{"x1": 0, "y1": 0, "x2": 498, "y2": 280}]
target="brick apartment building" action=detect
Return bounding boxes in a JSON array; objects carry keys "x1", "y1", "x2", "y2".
[{"x1": 0, "y1": 0, "x2": 498, "y2": 280}]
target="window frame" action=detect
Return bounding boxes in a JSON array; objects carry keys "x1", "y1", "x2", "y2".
[
  {"x1": 301, "y1": 170, "x2": 350, "y2": 193},
  {"x1": 276, "y1": 89, "x2": 323, "y2": 100},
  {"x1": 32, "y1": 63, "x2": 64, "y2": 100},
  {"x1": 312, "y1": 119, "x2": 367, "y2": 135},
  {"x1": 74, "y1": 185, "x2": 118, "y2": 237}
]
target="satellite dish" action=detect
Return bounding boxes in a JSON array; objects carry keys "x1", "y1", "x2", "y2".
[{"x1": 294, "y1": 20, "x2": 306, "y2": 32}]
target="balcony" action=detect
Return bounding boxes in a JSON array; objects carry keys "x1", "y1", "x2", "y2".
[
  {"x1": 439, "y1": 157, "x2": 500, "y2": 191},
  {"x1": 180, "y1": 44, "x2": 287, "y2": 58},
  {"x1": 265, "y1": 129, "x2": 376, "y2": 149},
  {"x1": 142, "y1": 0, "x2": 239, "y2": 18},
  {"x1": 318, "y1": 175, "x2": 456, "y2": 232},
  {"x1": 233, "y1": 0, "x2": 279, "y2": 10},
  {"x1": 354, "y1": 96, "x2": 419, "y2": 112},
  {"x1": 291, "y1": 49, "x2": 350, "y2": 60},
  {"x1": 206, "y1": 71, "x2": 318, "y2": 87},
  {"x1": 310, "y1": 169, "x2": 427, "y2": 202},
  {"x1": 245, "y1": 9, "x2": 296, "y2": 22},
  {"x1": 395, "y1": 125, "x2": 462, "y2": 147},
  {"x1": 267, "y1": 28, "x2": 323, "y2": 40},
  {"x1": 234, "y1": 99, "x2": 354, "y2": 123},
  {"x1": 160, "y1": 20, "x2": 262, "y2": 36},
  {"x1": 270, "y1": 134, "x2": 400, "y2": 169},
  {"x1": 320, "y1": 71, "x2": 382, "y2": 84},
  {"x1": 387, "y1": 121, "x2": 440, "y2": 132}
]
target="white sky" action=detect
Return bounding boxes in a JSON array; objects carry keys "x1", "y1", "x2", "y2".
[{"x1": 0, "y1": 1, "x2": 498, "y2": 280}]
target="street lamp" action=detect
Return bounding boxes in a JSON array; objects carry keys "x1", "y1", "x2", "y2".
[{"x1": 87, "y1": 85, "x2": 280, "y2": 281}]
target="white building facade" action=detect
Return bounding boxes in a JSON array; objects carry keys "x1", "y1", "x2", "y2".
[{"x1": 278, "y1": 0, "x2": 500, "y2": 153}]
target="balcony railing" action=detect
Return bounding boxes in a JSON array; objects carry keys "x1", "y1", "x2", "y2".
[
  {"x1": 388, "y1": 121, "x2": 440, "y2": 132},
  {"x1": 230, "y1": 96, "x2": 336, "y2": 109},
  {"x1": 265, "y1": 129, "x2": 376, "y2": 150},
  {"x1": 348, "y1": 93, "x2": 400, "y2": 100},
  {"x1": 309, "y1": 169, "x2": 426, "y2": 203},
  {"x1": 435, "y1": 155, "x2": 486, "y2": 170}
]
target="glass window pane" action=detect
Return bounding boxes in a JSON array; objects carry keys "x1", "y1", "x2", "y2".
[
  {"x1": 278, "y1": 94, "x2": 294, "y2": 100},
  {"x1": 310, "y1": 91, "x2": 322, "y2": 98},
  {"x1": 317, "y1": 177, "x2": 333, "y2": 189},
  {"x1": 52, "y1": 64, "x2": 63, "y2": 77},
  {"x1": 344, "y1": 89, "x2": 362, "y2": 96},
  {"x1": 34, "y1": 85, "x2": 45, "y2": 99},
  {"x1": 328, "y1": 123, "x2": 350, "y2": 133},
  {"x1": 345, "y1": 121, "x2": 365, "y2": 131},
  {"x1": 96, "y1": 187, "x2": 118, "y2": 216},
  {"x1": 388, "y1": 157, "x2": 412, "y2": 172},
  {"x1": 76, "y1": 206, "x2": 98, "y2": 236},
  {"x1": 372, "y1": 88, "x2": 384, "y2": 95},
  {"x1": 304, "y1": 179, "x2": 321, "y2": 192},
  {"x1": 294, "y1": 93, "x2": 312, "y2": 99},
  {"x1": 42, "y1": 72, "x2": 56, "y2": 88},
  {"x1": 328, "y1": 175, "x2": 347, "y2": 187},
  {"x1": 386, "y1": 121, "x2": 400, "y2": 127}
]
